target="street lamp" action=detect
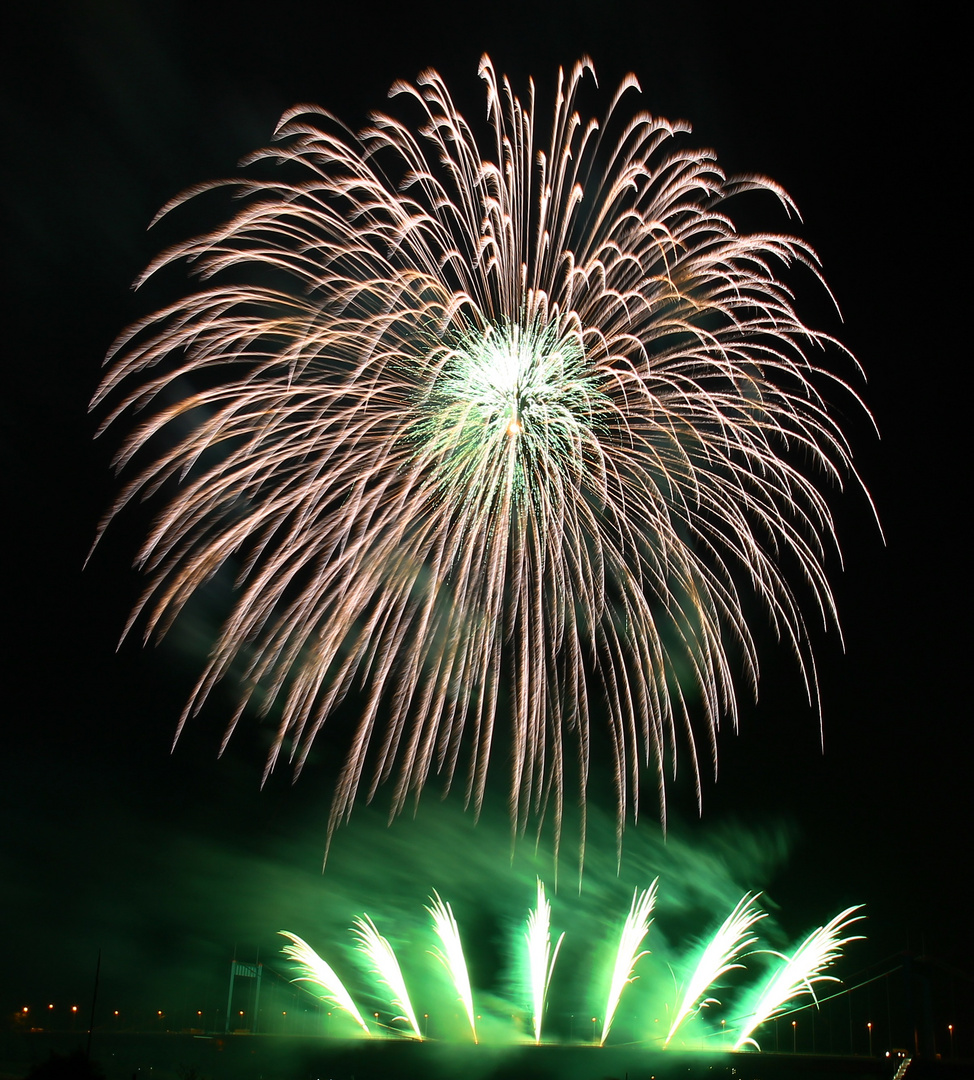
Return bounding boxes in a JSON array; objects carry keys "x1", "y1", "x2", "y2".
[
  {"x1": 792, "y1": 1019, "x2": 797, "y2": 1053},
  {"x1": 867, "y1": 1021, "x2": 873, "y2": 1055}
]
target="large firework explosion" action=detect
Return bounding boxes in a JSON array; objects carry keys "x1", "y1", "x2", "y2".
[{"x1": 95, "y1": 57, "x2": 872, "y2": 863}]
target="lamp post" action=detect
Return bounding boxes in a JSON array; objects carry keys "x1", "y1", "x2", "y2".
[
  {"x1": 792, "y1": 1019, "x2": 797, "y2": 1053},
  {"x1": 867, "y1": 1021, "x2": 873, "y2": 1055}
]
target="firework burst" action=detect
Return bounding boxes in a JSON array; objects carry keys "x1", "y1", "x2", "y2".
[{"x1": 96, "y1": 57, "x2": 872, "y2": 863}]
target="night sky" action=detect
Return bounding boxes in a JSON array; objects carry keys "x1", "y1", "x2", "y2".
[{"x1": 3, "y1": 0, "x2": 969, "y2": 1050}]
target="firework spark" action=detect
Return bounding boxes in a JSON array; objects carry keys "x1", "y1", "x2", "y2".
[
  {"x1": 525, "y1": 878, "x2": 564, "y2": 1043},
  {"x1": 663, "y1": 892, "x2": 766, "y2": 1047},
  {"x1": 278, "y1": 930, "x2": 370, "y2": 1035},
  {"x1": 733, "y1": 905, "x2": 865, "y2": 1050},
  {"x1": 427, "y1": 891, "x2": 478, "y2": 1043},
  {"x1": 352, "y1": 914, "x2": 423, "y2": 1039},
  {"x1": 96, "y1": 57, "x2": 873, "y2": 861},
  {"x1": 600, "y1": 879, "x2": 658, "y2": 1045}
]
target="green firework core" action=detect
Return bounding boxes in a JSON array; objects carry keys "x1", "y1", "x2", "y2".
[{"x1": 415, "y1": 320, "x2": 606, "y2": 510}]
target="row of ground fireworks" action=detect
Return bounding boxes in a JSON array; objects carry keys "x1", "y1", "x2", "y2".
[{"x1": 280, "y1": 881, "x2": 863, "y2": 1049}]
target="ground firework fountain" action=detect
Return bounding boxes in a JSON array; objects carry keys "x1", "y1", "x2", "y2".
[
  {"x1": 525, "y1": 879, "x2": 564, "y2": 1044},
  {"x1": 427, "y1": 891, "x2": 478, "y2": 1044},
  {"x1": 600, "y1": 880, "x2": 658, "y2": 1045},
  {"x1": 664, "y1": 892, "x2": 766, "y2": 1047},
  {"x1": 352, "y1": 914, "x2": 424, "y2": 1040}
]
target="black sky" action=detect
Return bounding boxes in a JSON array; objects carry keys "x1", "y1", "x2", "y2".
[{"x1": 2, "y1": 0, "x2": 969, "y2": 1040}]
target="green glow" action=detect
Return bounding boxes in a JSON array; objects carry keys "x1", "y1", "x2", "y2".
[
  {"x1": 599, "y1": 880, "x2": 658, "y2": 1046},
  {"x1": 525, "y1": 878, "x2": 564, "y2": 1044}
]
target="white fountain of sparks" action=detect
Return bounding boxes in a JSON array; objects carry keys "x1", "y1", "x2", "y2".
[
  {"x1": 427, "y1": 891, "x2": 478, "y2": 1044},
  {"x1": 733, "y1": 905, "x2": 865, "y2": 1050},
  {"x1": 663, "y1": 892, "x2": 767, "y2": 1047},
  {"x1": 278, "y1": 930, "x2": 370, "y2": 1035},
  {"x1": 352, "y1": 914, "x2": 423, "y2": 1040},
  {"x1": 525, "y1": 878, "x2": 565, "y2": 1044},
  {"x1": 600, "y1": 879, "x2": 658, "y2": 1046}
]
